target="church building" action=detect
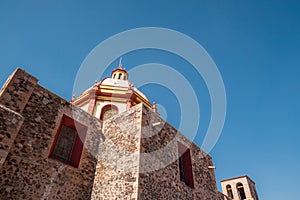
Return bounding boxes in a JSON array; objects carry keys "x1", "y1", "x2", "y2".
[{"x1": 0, "y1": 66, "x2": 258, "y2": 199}]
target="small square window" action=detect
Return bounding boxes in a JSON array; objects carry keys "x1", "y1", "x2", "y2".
[{"x1": 49, "y1": 115, "x2": 87, "y2": 168}]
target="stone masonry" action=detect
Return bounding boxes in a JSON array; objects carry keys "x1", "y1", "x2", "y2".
[
  {"x1": 91, "y1": 104, "x2": 142, "y2": 200},
  {"x1": 138, "y1": 106, "x2": 221, "y2": 199},
  {"x1": 0, "y1": 68, "x2": 102, "y2": 199},
  {"x1": 0, "y1": 68, "x2": 256, "y2": 200},
  {"x1": 91, "y1": 103, "x2": 224, "y2": 199}
]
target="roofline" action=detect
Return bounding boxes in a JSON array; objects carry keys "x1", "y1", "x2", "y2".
[{"x1": 220, "y1": 175, "x2": 255, "y2": 184}]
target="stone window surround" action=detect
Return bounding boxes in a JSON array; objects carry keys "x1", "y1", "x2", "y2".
[
  {"x1": 49, "y1": 114, "x2": 87, "y2": 168},
  {"x1": 177, "y1": 142, "x2": 194, "y2": 189}
]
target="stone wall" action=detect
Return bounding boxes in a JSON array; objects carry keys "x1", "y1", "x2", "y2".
[
  {"x1": 91, "y1": 103, "x2": 142, "y2": 200},
  {"x1": 0, "y1": 68, "x2": 38, "y2": 113},
  {"x1": 218, "y1": 191, "x2": 232, "y2": 200},
  {"x1": 0, "y1": 105, "x2": 24, "y2": 168},
  {"x1": 0, "y1": 68, "x2": 102, "y2": 199},
  {"x1": 0, "y1": 68, "x2": 226, "y2": 199},
  {"x1": 90, "y1": 103, "x2": 222, "y2": 200},
  {"x1": 138, "y1": 105, "x2": 220, "y2": 200}
]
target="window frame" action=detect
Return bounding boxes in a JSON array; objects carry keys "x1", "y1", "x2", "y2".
[
  {"x1": 177, "y1": 142, "x2": 194, "y2": 188},
  {"x1": 49, "y1": 115, "x2": 87, "y2": 168}
]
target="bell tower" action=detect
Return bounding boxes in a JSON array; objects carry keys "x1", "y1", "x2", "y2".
[{"x1": 221, "y1": 176, "x2": 259, "y2": 200}]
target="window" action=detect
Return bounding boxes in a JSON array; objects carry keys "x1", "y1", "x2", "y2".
[
  {"x1": 100, "y1": 105, "x2": 118, "y2": 121},
  {"x1": 177, "y1": 142, "x2": 194, "y2": 188},
  {"x1": 49, "y1": 115, "x2": 87, "y2": 168},
  {"x1": 118, "y1": 73, "x2": 122, "y2": 79},
  {"x1": 226, "y1": 184, "x2": 234, "y2": 199},
  {"x1": 178, "y1": 155, "x2": 185, "y2": 182},
  {"x1": 236, "y1": 183, "x2": 246, "y2": 199}
]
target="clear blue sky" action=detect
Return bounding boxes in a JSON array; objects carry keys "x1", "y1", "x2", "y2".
[{"x1": 1, "y1": 1, "x2": 300, "y2": 199}]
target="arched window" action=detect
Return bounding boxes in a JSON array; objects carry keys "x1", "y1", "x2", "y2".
[
  {"x1": 226, "y1": 184, "x2": 234, "y2": 199},
  {"x1": 113, "y1": 74, "x2": 116, "y2": 79},
  {"x1": 236, "y1": 183, "x2": 246, "y2": 200},
  {"x1": 100, "y1": 105, "x2": 118, "y2": 121},
  {"x1": 118, "y1": 73, "x2": 122, "y2": 79}
]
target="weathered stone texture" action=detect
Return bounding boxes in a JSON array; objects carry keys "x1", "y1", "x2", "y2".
[
  {"x1": 0, "y1": 68, "x2": 231, "y2": 200},
  {"x1": 0, "y1": 105, "x2": 24, "y2": 168},
  {"x1": 91, "y1": 104, "x2": 142, "y2": 200},
  {"x1": 218, "y1": 191, "x2": 232, "y2": 200},
  {"x1": 0, "y1": 68, "x2": 38, "y2": 113},
  {"x1": 91, "y1": 104, "x2": 221, "y2": 200},
  {"x1": 0, "y1": 69, "x2": 102, "y2": 199},
  {"x1": 138, "y1": 106, "x2": 220, "y2": 200}
]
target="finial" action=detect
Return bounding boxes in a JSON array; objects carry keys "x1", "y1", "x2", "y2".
[
  {"x1": 71, "y1": 93, "x2": 76, "y2": 102},
  {"x1": 152, "y1": 101, "x2": 157, "y2": 113},
  {"x1": 118, "y1": 57, "x2": 123, "y2": 69},
  {"x1": 129, "y1": 83, "x2": 134, "y2": 90}
]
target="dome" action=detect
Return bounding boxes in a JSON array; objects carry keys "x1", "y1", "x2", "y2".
[
  {"x1": 100, "y1": 77, "x2": 149, "y2": 102},
  {"x1": 101, "y1": 77, "x2": 130, "y2": 88}
]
